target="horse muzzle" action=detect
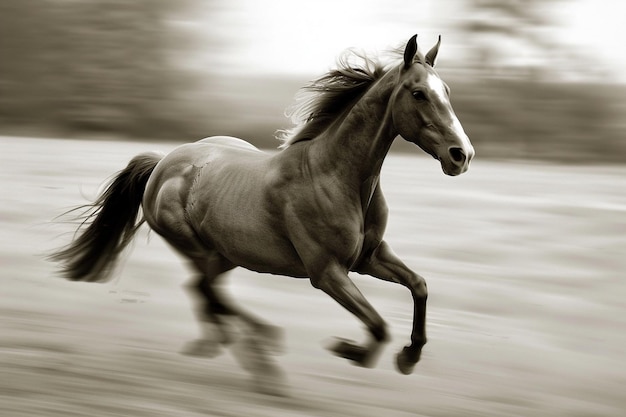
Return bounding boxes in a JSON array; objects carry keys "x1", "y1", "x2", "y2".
[{"x1": 439, "y1": 143, "x2": 475, "y2": 176}]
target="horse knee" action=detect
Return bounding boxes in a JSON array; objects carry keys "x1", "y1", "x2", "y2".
[{"x1": 410, "y1": 274, "x2": 428, "y2": 299}]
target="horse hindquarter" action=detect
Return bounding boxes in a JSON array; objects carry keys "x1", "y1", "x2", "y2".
[{"x1": 143, "y1": 140, "x2": 305, "y2": 276}]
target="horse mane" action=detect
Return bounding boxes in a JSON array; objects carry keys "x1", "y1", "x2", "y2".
[{"x1": 277, "y1": 50, "x2": 391, "y2": 148}]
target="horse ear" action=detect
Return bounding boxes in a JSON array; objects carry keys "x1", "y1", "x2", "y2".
[
  {"x1": 403, "y1": 34, "x2": 418, "y2": 69},
  {"x1": 425, "y1": 35, "x2": 441, "y2": 67}
]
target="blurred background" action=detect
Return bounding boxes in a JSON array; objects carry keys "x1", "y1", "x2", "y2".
[
  {"x1": 1, "y1": 0, "x2": 624, "y2": 161},
  {"x1": 2, "y1": 2, "x2": 626, "y2": 416}
]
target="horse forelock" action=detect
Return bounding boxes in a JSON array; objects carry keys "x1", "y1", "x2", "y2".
[{"x1": 277, "y1": 50, "x2": 391, "y2": 148}]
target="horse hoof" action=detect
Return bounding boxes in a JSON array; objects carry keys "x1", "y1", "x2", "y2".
[
  {"x1": 181, "y1": 339, "x2": 222, "y2": 358},
  {"x1": 232, "y1": 336, "x2": 289, "y2": 396},
  {"x1": 395, "y1": 352, "x2": 415, "y2": 375},
  {"x1": 395, "y1": 346, "x2": 421, "y2": 375},
  {"x1": 326, "y1": 338, "x2": 369, "y2": 366},
  {"x1": 326, "y1": 337, "x2": 386, "y2": 368},
  {"x1": 231, "y1": 336, "x2": 284, "y2": 373}
]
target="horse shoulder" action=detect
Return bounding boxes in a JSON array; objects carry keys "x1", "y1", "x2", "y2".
[{"x1": 264, "y1": 149, "x2": 365, "y2": 269}]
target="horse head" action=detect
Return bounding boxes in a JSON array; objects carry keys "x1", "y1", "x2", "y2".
[{"x1": 391, "y1": 35, "x2": 475, "y2": 176}]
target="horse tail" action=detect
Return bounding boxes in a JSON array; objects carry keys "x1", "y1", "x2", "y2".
[{"x1": 50, "y1": 151, "x2": 164, "y2": 282}]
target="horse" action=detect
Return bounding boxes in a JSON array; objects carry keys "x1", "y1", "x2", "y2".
[{"x1": 51, "y1": 35, "x2": 474, "y2": 395}]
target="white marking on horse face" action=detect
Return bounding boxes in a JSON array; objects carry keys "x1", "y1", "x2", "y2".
[
  {"x1": 425, "y1": 73, "x2": 448, "y2": 102},
  {"x1": 425, "y1": 74, "x2": 472, "y2": 150}
]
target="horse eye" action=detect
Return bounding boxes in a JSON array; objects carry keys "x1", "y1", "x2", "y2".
[{"x1": 412, "y1": 91, "x2": 426, "y2": 101}]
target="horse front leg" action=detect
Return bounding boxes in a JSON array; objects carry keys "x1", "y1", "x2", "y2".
[
  {"x1": 355, "y1": 240, "x2": 428, "y2": 375},
  {"x1": 309, "y1": 261, "x2": 390, "y2": 368}
]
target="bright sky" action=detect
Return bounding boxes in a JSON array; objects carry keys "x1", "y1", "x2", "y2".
[
  {"x1": 193, "y1": 0, "x2": 439, "y2": 75},
  {"x1": 190, "y1": 0, "x2": 625, "y2": 82},
  {"x1": 558, "y1": 1, "x2": 623, "y2": 71},
  {"x1": 222, "y1": 0, "x2": 433, "y2": 74}
]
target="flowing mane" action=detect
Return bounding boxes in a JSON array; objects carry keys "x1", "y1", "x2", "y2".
[{"x1": 278, "y1": 51, "x2": 391, "y2": 148}]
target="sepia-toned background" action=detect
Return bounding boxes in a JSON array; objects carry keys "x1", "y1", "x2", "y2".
[{"x1": 1, "y1": 1, "x2": 625, "y2": 416}]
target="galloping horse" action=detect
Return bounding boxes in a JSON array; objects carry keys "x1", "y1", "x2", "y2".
[{"x1": 52, "y1": 35, "x2": 474, "y2": 394}]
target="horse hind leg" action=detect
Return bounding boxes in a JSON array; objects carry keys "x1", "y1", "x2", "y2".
[
  {"x1": 182, "y1": 257, "x2": 237, "y2": 358},
  {"x1": 144, "y1": 179, "x2": 282, "y2": 364},
  {"x1": 186, "y1": 253, "x2": 288, "y2": 395},
  {"x1": 186, "y1": 254, "x2": 284, "y2": 354},
  {"x1": 151, "y1": 198, "x2": 286, "y2": 394}
]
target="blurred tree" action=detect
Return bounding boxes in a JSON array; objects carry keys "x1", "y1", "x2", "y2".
[
  {"x1": 0, "y1": 0, "x2": 200, "y2": 138},
  {"x1": 460, "y1": 0, "x2": 564, "y2": 80}
]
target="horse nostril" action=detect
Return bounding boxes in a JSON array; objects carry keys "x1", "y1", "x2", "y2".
[{"x1": 448, "y1": 147, "x2": 466, "y2": 165}]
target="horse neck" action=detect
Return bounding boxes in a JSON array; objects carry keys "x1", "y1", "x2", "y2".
[{"x1": 308, "y1": 70, "x2": 398, "y2": 183}]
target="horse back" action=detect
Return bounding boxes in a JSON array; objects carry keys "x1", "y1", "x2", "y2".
[{"x1": 146, "y1": 136, "x2": 263, "y2": 188}]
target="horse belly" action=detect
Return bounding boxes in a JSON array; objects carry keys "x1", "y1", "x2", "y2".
[
  {"x1": 224, "y1": 231, "x2": 308, "y2": 277},
  {"x1": 203, "y1": 218, "x2": 308, "y2": 278}
]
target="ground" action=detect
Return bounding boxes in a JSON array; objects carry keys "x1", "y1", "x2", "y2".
[{"x1": 1, "y1": 137, "x2": 625, "y2": 417}]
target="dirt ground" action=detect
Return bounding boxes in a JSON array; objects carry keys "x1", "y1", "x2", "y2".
[{"x1": 2, "y1": 136, "x2": 625, "y2": 417}]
